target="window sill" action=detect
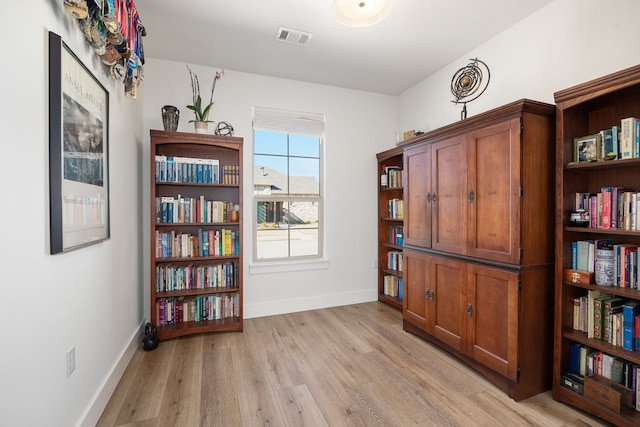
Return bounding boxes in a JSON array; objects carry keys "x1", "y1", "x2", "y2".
[{"x1": 249, "y1": 258, "x2": 329, "y2": 275}]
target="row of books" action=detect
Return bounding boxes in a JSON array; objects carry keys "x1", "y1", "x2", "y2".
[
  {"x1": 155, "y1": 195, "x2": 236, "y2": 224},
  {"x1": 573, "y1": 290, "x2": 640, "y2": 350},
  {"x1": 389, "y1": 225, "x2": 403, "y2": 246},
  {"x1": 564, "y1": 346, "x2": 640, "y2": 412},
  {"x1": 387, "y1": 251, "x2": 403, "y2": 272},
  {"x1": 389, "y1": 198, "x2": 404, "y2": 219},
  {"x1": 380, "y1": 165, "x2": 403, "y2": 189},
  {"x1": 155, "y1": 293, "x2": 239, "y2": 326},
  {"x1": 573, "y1": 117, "x2": 640, "y2": 163},
  {"x1": 221, "y1": 165, "x2": 240, "y2": 185},
  {"x1": 155, "y1": 261, "x2": 238, "y2": 293},
  {"x1": 155, "y1": 155, "x2": 223, "y2": 184},
  {"x1": 155, "y1": 228, "x2": 239, "y2": 259},
  {"x1": 572, "y1": 239, "x2": 639, "y2": 288},
  {"x1": 574, "y1": 188, "x2": 640, "y2": 231},
  {"x1": 383, "y1": 275, "x2": 403, "y2": 299}
]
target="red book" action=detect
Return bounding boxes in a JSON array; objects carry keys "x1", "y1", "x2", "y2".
[{"x1": 601, "y1": 187, "x2": 612, "y2": 229}]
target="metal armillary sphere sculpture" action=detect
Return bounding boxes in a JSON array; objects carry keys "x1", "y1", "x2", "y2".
[
  {"x1": 451, "y1": 58, "x2": 490, "y2": 120},
  {"x1": 214, "y1": 121, "x2": 235, "y2": 137}
]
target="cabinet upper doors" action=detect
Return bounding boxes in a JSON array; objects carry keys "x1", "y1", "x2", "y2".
[
  {"x1": 467, "y1": 118, "x2": 521, "y2": 264},
  {"x1": 403, "y1": 143, "x2": 431, "y2": 248},
  {"x1": 431, "y1": 134, "x2": 467, "y2": 255},
  {"x1": 403, "y1": 118, "x2": 522, "y2": 265}
]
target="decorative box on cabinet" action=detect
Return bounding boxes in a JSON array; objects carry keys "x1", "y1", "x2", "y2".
[
  {"x1": 150, "y1": 130, "x2": 243, "y2": 341},
  {"x1": 553, "y1": 65, "x2": 640, "y2": 427},
  {"x1": 400, "y1": 99, "x2": 556, "y2": 401},
  {"x1": 377, "y1": 146, "x2": 404, "y2": 309}
]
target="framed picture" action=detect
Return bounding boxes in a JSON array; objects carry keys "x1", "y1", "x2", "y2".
[
  {"x1": 49, "y1": 32, "x2": 110, "y2": 254},
  {"x1": 573, "y1": 134, "x2": 601, "y2": 163}
]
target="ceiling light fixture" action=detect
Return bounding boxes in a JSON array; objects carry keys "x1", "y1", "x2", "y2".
[{"x1": 332, "y1": 0, "x2": 393, "y2": 27}]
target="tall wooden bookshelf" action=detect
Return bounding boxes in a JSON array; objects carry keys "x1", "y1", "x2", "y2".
[
  {"x1": 150, "y1": 130, "x2": 243, "y2": 340},
  {"x1": 377, "y1": 146, "x2": 404, "y2": 309},
  {"x1": 553, "y1": 65, "x2": 640, "y2": 426}
]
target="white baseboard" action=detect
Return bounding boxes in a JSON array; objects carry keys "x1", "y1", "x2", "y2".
[{"x1": 78, "y1": 320, "x2": 145, "y2": 427}]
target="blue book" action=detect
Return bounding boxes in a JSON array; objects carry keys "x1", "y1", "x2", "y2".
[
  {"x1": 572, "y1": 241, "x2": 578, "y2": 270},
  {"x1": 636, "y1": 120, "x2": 640, "y2": 157},
  {"x1": 570, "y1": 342, "x2": 582, "y2": 375},
  {"x1": 622, "y1": 301, "x2": 640, "y2": 350},
  {"x1": 612, "y1": 125, "x2": 620, "y2": 159}
]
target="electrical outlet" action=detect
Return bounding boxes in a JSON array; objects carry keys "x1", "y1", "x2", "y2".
[{"x1": 67, "y1": 346, "x2": 76, "y2": 378}]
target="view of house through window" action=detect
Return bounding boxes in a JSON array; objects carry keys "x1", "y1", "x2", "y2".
[{"x1": 252, "y1": 114, "x2": 323, "y2": 261}]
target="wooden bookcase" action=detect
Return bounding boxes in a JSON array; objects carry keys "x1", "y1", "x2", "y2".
[
  {"x1": 553, "y1": 65, "x2": 640, "y2": 426},
  {"x1": 149, "y1": 130, "x2": 243, "y2": 340},
  {"x1": 377, "y1": 146, "x2": 404, "y2": 309}
]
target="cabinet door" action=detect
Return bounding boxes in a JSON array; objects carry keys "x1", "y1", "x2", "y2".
[
  {"x1": 429, "y1": 254, "x2": 466, "y2": 352},
  {"x1": 467, "y1": 119, "x2": 521, "y2": 264},
  {"x1": 431, "y1": 135, "x2": 467, "y2": 255},
  {"x1": 465, "y1": 263, "x2": 519, "y2": 381},
  {"x1": 402, "y1": 249, "x2": 428, "y2": 329},
  {"x1": 403, "y1": 143, "x2": 431, "y2": 248}
]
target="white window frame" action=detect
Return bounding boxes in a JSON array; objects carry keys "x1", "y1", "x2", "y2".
[{"x1": 250, "y1": 107, "x2": 327, "y2": 273}]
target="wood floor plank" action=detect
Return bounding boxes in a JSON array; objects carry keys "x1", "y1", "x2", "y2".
[
  {"x1": 97, "y1": 302, "x2": 614, "y2": 427},
  {"x1": 200, "y1": 334, "x2": 242, "y2": 427},
  {"x1": 274, "y1": 384, "x2": 329, "y2": 427},
  {"x1": 156, "y1": 335, "x2": 203, "y2": 426},
  {"x1": 230, "y1": 332, "x2": 286, "y2": 426},
  {"x1": 111, "y1": 339, "x2": 177, "y2": 425}
]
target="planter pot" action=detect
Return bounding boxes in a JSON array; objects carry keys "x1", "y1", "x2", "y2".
[{"x1": 194, "y1": 121, "x2": 208, "y2": 134}]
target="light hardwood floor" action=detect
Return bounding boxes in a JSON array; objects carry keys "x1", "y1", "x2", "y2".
[{"x1": 97, "y1": 302, "x2": 612, "y2": 426}]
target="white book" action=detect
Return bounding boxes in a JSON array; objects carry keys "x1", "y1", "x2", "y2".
[{"x1": 620, "y1": 117, "x2": 637, "y2": 159}]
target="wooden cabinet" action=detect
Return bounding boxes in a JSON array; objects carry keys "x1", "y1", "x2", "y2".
[
  {"x1": 553, "y1": 65, "x2": 640, "y2": 427},
  {"x1": 376, "y1": 147, "x2": 404, "y2": 309},
  {"x1": 149, "y1": 130, "x2": 243, "y2": 341},
  {"x1": 401, "y1": 99, "x2": 556, "y2": 401}
]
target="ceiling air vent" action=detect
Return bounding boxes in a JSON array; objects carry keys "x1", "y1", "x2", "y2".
[{"x1": 275, "y1": 27, "x2": 313, "y2": 46}]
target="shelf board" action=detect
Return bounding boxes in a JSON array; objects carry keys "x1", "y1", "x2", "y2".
[
  {"x1": 555, "y1": 382, "x2": 640, "y2": 427},
  {"x1": 157, "y1": 317, "x2": 242, "y2": 340},
  {"x1": 155, "y1": 221, "x2": 239, "y2": 227},
  {"x1": 378, "y1": 294, "x2": 402, "y2": 310},
  {"x1": 381, "y1": 268, "x2": 403, "y2": 278},
  {"x1": 564, "y1": 226, "x2": 640, "y2": 236},
  {"x1": 155, "y1": 255, "x2": 240, "y2": 263},
  {"x1": 562, "y1": 280, "x2": 640, "y2": 299},
  {"x1": 155, "y1": 287, "x2": 240, "y2": 298},
  {"x1": 562, "y1": 328, "x2": 640, "y2": 365},
  {"x1": 565, "y1": 157, "x2": 640, "y2": 171}
]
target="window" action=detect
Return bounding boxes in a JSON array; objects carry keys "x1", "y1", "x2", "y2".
[{"x1": 252, "y1": 107, "x2": 324, "y2": 262}]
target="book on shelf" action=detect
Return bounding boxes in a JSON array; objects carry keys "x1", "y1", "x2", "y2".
[
  {"x1": 620, "y1": 117, "x2": 638, "y2": 159},
  {"x1": 623, "y1": 301, "x2": 640, "y2": 351}
]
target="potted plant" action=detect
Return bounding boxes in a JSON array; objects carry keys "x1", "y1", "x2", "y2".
[{"x1": 186, "y1": 65, "x2": 224, "y2": 133}]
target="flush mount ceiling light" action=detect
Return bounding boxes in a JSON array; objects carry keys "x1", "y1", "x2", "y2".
[{"x1": 332, "y1": 0, "x2": 393, "y2": 27}]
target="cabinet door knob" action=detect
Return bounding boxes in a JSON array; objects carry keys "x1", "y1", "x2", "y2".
[
  {"x1": 466, "y1": 303, "x2": 473, "y2": 317},
  {"x1": 468, "y1": 190, "x2": 474, "y2": 202},
  {"x1": 431, "y1": 193, "x2": 436, "y2": 204},
  {"x1": 426, "y1": 192, "x2": 432, "y2": 203}
]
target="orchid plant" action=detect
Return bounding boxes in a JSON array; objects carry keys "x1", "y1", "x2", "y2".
[{"x1": 186, "y1": 66, "x2": 224, "y2": 123}]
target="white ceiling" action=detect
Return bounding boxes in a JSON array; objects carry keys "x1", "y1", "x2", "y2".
[{"x1": 135, "y1": 0, "x2": 554, "y2": 95}]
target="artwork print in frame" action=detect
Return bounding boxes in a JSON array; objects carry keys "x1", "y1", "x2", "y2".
[
  {"x1": 49, "y1": 31, "x2": 110, "y2": 254},
  {"x1": 573, "y1": 134, "x2": 600, "y2": 163}
]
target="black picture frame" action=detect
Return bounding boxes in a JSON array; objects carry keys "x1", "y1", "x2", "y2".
[{"x1": 49, "y1": 32, "x2": 110, "y2": 254}]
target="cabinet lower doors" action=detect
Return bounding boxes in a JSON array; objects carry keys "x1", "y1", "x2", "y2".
[
  {"x1": 403, "y1": 249, "x2": 519, "y2": 382},
  {"x1": 403, "y1": 250, "x2": 466, "y2": 352},
  {"x1": 466, "y1": 263, "x2": 519, "y2": 382}
]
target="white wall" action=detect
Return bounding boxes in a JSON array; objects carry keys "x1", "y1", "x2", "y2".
[
  {"x1": 398, "y1": 0, "x2": 640, "y2": 134},
  {"x1": 3, "y1": 1, "x2": 640, "y2": 427},
  {"x1": 142, "y1": 59, "x2": 398, "y2": 320},
  {"x1": 0, "y1": 2, "x2": 144, "y2": 427}
]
